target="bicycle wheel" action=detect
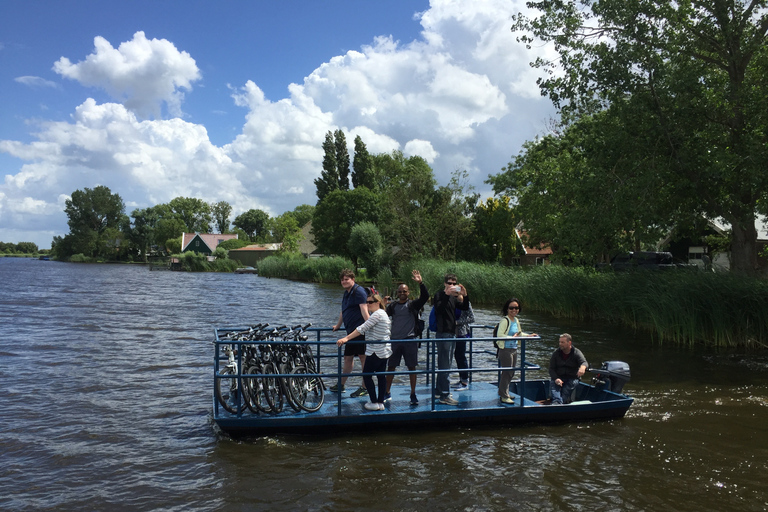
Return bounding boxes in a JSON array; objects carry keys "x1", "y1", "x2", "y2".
[
  {"x1": 215, "y1": 367, "x2": 246, "y2": 414},
  {"x1": 243, "y1": 364, "x2": 270, "y2": 414},
  {"x1": 289, "y1": 365, "x2": 325, "y2": 413},
  {"x1": 262, "y1": 362, "x2": 284, "y2": 414},
  {"x1": 280, "y1": 364, "x2": 302, "y2": 413}
]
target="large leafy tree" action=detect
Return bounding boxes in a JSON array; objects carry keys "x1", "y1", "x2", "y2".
[
  {"x1": 289, "y1": 204, "x2": 315, "y2": 227},
  {"x1": 57, "y1": 185, "x2": 126, "y2": 259},
  {"x1": 513, "y1": 0, "x2": 768, "y2": 272},
  {"x1": 210, "y1": 201, "x2": 232, "y2": 233},
  {"x1": 311, "y1": 188, "x2": 381, "y2": 257},
  {"x1": 129, "y1": 206, "x2": 163, "y2": 261},
  {"x1": 472, "y1": 196, "x2": 519, "y2": 264},
  {"x1": 233, "y1": 209, "x2": 270, "y2": 242},
  {"x1": 372, "y1": 151, "x2": 439, "y2": 260},
  {"x1": 490, "y1": 111, "x2": 675, "y2": 263},
  {"x1": 168, "y1": 197, "x2": 212, "y2": 233}
]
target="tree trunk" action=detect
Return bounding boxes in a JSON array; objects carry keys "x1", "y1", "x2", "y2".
[{"x1": 729, "y1": 217, "x2": 758, "y2": 273}]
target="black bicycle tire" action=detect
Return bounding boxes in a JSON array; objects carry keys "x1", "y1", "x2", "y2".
[
  {"x1": 280, "y1": 363, "x2": 302, "y2": 412},
  {"x1": 215, "y1": 367, "x2": 246, "y2": 414},
  {"x1": 263, "y1": 362, "x2": 284, "y2": 414},
  {"x1": 243, "y1": 364, "x2": 269, "y2": 414},
  {"x1": 289, "y1": 365, "x2": 325, "y2": 413}
]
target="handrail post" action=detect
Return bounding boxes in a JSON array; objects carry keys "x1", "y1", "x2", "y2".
[{"x1": 518, "y1": 337, "x2": 526, "y2": 407}]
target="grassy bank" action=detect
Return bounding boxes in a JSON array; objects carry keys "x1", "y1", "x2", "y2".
[
  {"x1": 392, "y1": 259, "x2": 768, "y2": 349},
  {"x1": 262, "y1": 255, "x2": 768, "y2": 348},
  {"x1": 258, "y1": 254, "x2": 356, "y2": 282}
]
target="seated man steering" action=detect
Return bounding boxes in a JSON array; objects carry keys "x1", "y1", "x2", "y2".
[{"x1": 549, "y1": 333, "x2": 588, "y2": 404}]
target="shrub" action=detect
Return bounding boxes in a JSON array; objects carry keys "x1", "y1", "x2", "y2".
[{"x1": 349, "y1": 221, "x2": 382, "y2": 272}]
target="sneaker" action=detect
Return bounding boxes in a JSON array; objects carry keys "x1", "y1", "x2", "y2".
[
  {"x1": 383, "y1": 393, "x2": 392, "y2": 403},
  {"x1": 500, "y1": 396, "x2": 515, "y2": 404},
  {"x1": 378, "y1": 403, "x2": 386, "y2": 410},
  {"x1": 451, "y1": 381, "x2": 469, "y2": 391},
  {"x1": 350, "y1": 386, "x2": 368, "y2": 398},
  {"x1": 439, "y1": 395, "x2": 459, "y2": 406},
  {"x1": 329, "y1": 384, "x2": 346, "y2": 393},
  {"x1": 410, "y1": 394, "x2": 419, "y2": 406},
  {"x1": 364, "y1": 402, "x2": 381, "y2": 411}
]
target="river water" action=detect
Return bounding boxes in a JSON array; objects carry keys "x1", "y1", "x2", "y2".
[{"x1": 1, "y1": 257, "x2": 766, "y2": 511}]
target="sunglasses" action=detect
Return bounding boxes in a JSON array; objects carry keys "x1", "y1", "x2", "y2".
[
  {"x1": 445, "y1": 281, "x2": 457, "y2": 285},
  {"x1": 508, "y1": 306, "x2": 520, "y2": 310},
  {"x1": 366, "y1": 300, "x2": 376, "y2": 304}
]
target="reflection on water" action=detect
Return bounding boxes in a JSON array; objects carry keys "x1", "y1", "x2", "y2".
[{"x1": 1, "y1": 257, "x2": 766, "y2": 511}]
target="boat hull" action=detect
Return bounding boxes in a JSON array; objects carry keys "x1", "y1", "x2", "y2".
[{"x1": 213, "y1": 379, "x2": 633, "y2": 437}]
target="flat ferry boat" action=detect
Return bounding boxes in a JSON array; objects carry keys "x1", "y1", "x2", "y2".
[{"x1": 211, "y1": 325, "x2": 633, "y2": 437}]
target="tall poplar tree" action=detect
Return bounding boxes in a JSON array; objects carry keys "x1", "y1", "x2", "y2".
[
  {"x1": 314, "y1": 131, "x2": 339, "y2": 202},
  {"x1": 334, "y1": 129, "x2": 350, "y2": 190},
  {"x1": 352, "y1": 135, "x2": 374, "y2": 189}
]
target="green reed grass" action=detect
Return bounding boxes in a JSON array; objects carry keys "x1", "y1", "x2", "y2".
[
  {"x1": 258, "y1": 254, "x2": 354, "y2": 283},
  {"x1": 396, "y1": 259, "x2": 768, "y2": 348}
]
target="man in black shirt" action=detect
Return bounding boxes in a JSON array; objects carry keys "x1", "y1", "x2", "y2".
[{"x1": 549, "y1": 333, "x2": 588, "y2": 404}]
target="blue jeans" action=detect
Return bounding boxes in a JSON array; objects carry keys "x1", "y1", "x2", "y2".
[
  {"x1": 435, "y1": 332, "x2": 456, "y2": 397},
  {"x1": 550, "y1": 378, "x2": 580, "y2": 404}
]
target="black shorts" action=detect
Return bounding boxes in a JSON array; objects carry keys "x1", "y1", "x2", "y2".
[
  {"x1": 344, "y1": 334, "x2": 365, "y2": 356},
  {"x1": 388, "y1": 339, "x2": 418, "y2": 368}
]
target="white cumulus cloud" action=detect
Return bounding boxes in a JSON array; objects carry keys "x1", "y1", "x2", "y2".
[
  {"x1": 1, "y1": 0, "x2": 557, "y2": 248},
  {"x1": 53, "y1": 31, "x2": 201, "y2": 119}
]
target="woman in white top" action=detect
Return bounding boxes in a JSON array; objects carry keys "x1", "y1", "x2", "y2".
[{"x1": 338, "y1": 293, "x2": 392, "y2": 411}]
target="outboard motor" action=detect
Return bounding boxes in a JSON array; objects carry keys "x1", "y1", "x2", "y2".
[{"x1": 590, "y1": 361, "x2": 631, "y2": 394}]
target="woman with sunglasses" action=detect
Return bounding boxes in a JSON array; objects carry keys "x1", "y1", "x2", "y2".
[
  {"x1": 496, "y1": 298, "x2": 536, "y2": 404},
  {"x1": 337, "y1": 293, "x2": 392, "y2": 411}
]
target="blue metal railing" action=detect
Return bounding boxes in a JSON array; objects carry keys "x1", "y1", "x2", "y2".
[{"x1": 212, "y1": 325, "x2": 541, "y2": 418}]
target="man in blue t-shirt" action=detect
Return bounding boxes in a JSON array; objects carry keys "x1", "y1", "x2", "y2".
[{"x1": 332, "y1": 268, "x2": 369, "y2": 397}]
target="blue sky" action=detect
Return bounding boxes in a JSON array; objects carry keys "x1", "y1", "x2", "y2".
[{"x1": 1, "y1": 0, "x2": 556, "y2": 248}]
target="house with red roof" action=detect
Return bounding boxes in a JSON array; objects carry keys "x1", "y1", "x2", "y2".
[
  {"x1": 515, "y1": 228, "x2": 552, "y2": 266},
  {"x1": 181, "y1": 232, "x2": 239, "y2": 255}
]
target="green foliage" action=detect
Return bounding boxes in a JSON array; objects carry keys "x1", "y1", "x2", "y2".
[
  {"x1": 352, "y1": 135, "x2": 374, "y2": 189},
  {"x1": 489, "y1": 112, "x2": 673, "y2": 264},
  {"x1": 258, "y1": 254, "x2": 354, "y2": 283},
  {"x1": 334, "y1": 129, "x2": 350, "y2": 190},
  {"x1": 217, "y1": 238, "x2": 250, "y2": 250},
  {"x1": 165, "y1": 236, "x2": 182, "y2": 254},
  {"x1": 472, "y1": 196, "x2": 518, "y2": 263},
  {"x1": 174, "y1": 251, "x2": 239, "y2": 272},
  {"x1": 68, "y1": 253, "x2": 94, "y2": 263},
  {"x1": 212, "y1": 247, "x2": 228, "y2": 259},
  {"x1": 311, "y1": 188, "x2": 380, "y2": 258},
  {"x1": 210, "y1": 201, "x2": 232, "y2": 233},
  {"x1": 168, "y1": 197, "x2": 212, "y2": 233},
  {"x1": 59, "y1": 185, "x2": 126, "y2": 260},
  {"x1": 233, "y1": 209, "x2": 270, "y2": 242},
  {"x1": 403, "y1": 258, "x2": 768, "y2": 348},
  {"x1": 512, "y1": 0, "x2": 768, "y2": 272},
  {"x1": 315, "y1": 131, "x2": 339, "y2": 202},
  {"x1": 288, "y1": 204, "x2": 315, "y2": 227},
  {"x1": 349, "y1": 221, "x2": 382, "y2": 271},
  {"x1": 0, "y1": 241, "x2": 40, "y2": 254}
]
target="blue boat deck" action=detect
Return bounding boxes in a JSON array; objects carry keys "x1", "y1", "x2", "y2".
[{"x1": 212, "y1": 327, "x2": 633, "y2": 437}]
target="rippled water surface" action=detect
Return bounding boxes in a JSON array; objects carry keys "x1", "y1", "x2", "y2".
[{"x1": 1, "y1": 258, "x2": 767, "y2": 511}]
